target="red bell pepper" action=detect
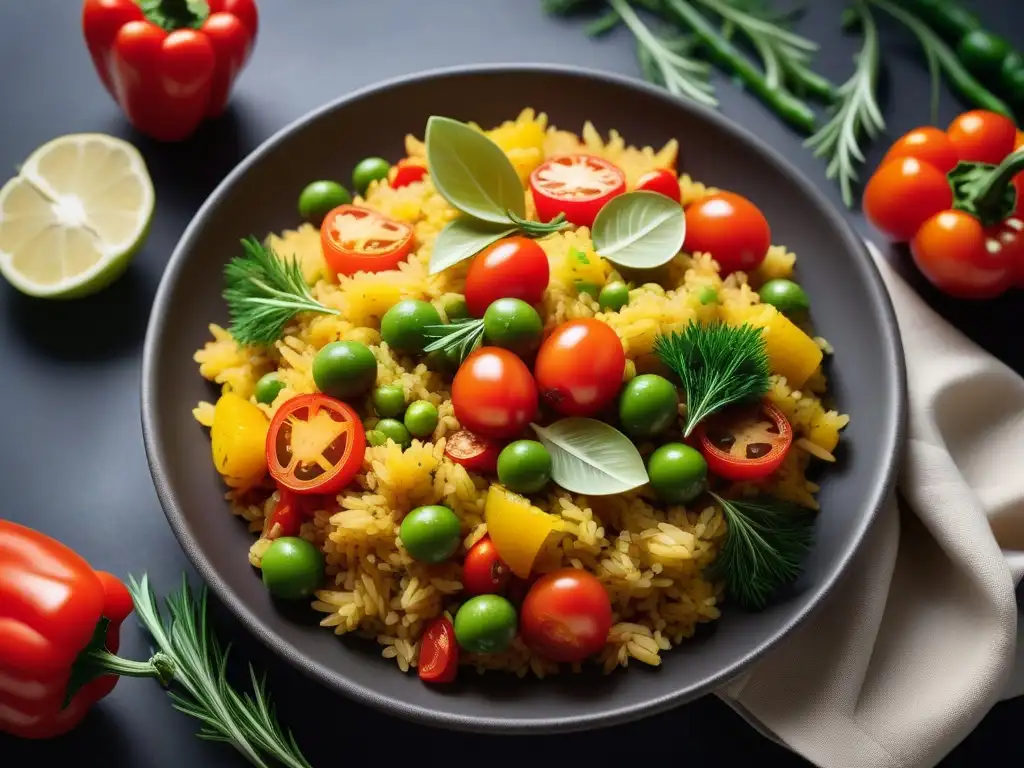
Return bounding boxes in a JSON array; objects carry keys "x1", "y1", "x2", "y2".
[
  {"x1": 82, "y1": 0, "x2": 259, "y2": 142},
  {"x1": 0, "y1": 520, "x2": 173, "y2": 739}
]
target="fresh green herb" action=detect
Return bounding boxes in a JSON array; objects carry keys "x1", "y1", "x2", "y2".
[
  {"x1": 223, "y1": 237, "x2": 339, "y2": 346},
  {"x1": 571, "y1": 247, "x2": 591, "y2": 265},
  {"x1": 422, "y1": 318, "x2": 486, "y2": 366},
  {"x1": 139, "y1": 0, "x2": 209, "y2": 30},
  {"x1": 585, "y1": 8, "x2": 623, "y2": 36},
  {"x1": 591, "y1": 190, "x2": 687, "y2": 269},
  {"x1": 653, "y1": 320, "x2": 771, "y2": 437},
  {"x1": 128, "y1": 575, "x2": 312, "y2": 768},
  {"x1": 531, "y1": 418, "x2": 650, "y2": 495},
  {"x1": 709, "y1": 493, "x2": 815, "y2": 610}
]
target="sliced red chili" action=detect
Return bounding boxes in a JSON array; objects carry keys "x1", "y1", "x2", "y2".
[
  {"x1": 529, "y1": 154, "x2": 626, "y2": 227},
  {"x1": 266, "y1": 394, "x2": 366, "y2": 495},
  {"x1": 443, "y1": 429, "x2": 503, "y2": 474},
  {"x1": 418, "y1": 615, "x2": 459, "y2": 684},
  {"x1": 697, "y1": 401, "x2": 793, "y2": 482},
  {"x1": 320, "y1": 204, "x2": 414, "y2": 276},
  {"x1": 389, "y1": 158, "x2": 428, "y2": 189}
]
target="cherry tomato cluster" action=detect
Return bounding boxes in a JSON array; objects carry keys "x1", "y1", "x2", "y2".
[{"x1": 864, "y1": 110, "x2": 1024, "y2": 299}]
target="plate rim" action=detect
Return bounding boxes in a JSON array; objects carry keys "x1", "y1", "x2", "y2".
[{"x1": 141, "y1": 62, "x2": 907, "y2": 733}]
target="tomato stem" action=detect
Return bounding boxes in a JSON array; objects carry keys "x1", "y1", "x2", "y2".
[
  {"x1": 975, "y1": 147, "x2": 1024, "y2": 216},
  {"x1": 949, "y1": 147, "x2": 1024, "y2": 226}
]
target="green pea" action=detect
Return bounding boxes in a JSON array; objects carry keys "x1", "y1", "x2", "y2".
[
  {"x1": 618, "y1": 375, "x2": 679, "y2": 439},
  {"x1": 759, "y1": 279, "x2": 810, "y2": 313},
  {"x1": 404, "y1": 400, "x2": 439, "y2": 438},
  {"x1": 453, "y1": 595, "x2": 518, "y2": 653},
  {"x1": 957, "y1": 30, "x2": 1013, "y2": 80},
  {"x1": 380, "y1": 299, "x2": 442, "y2": 354},
  {"x1": 599, "y1": 281, "x2": 630, "y2": 312},
  {"x1": 261, "y1": 537, "x2": 324, "y2": 600},
  {"x1": 497, "y1": 440, "x2": 552, "y2": 495},
  {"x1": 482, "y1": 298, "x2": 543, "y2": 354},
  {"x1": 298, "y1": 180, "x2": 351, "y2": 225},
  {"x1": 352, "y1": 157, "x2": 391, "y2": 195},
  {"x1": 399, "y1": 505, "x2": 462, "y2": 563},
  {"x1": 366, "y1": 430, "x2": 387, "y2": 447},
  {"x1": 373, "y1": 384, "x2": 406, "y2": 418},
  {"x1": 697, "y1": 286, "x2": 719, "y2": 305},
  {"x1": 312, "y1": 341, "x2": 377, "y2": 399},
  {"x1": 575, "y1": 281, "x2": 601, "y2": 299},
  {"x1": 375, "y1": 418, "x2": 411, "y2": 449},
  {"x1": 441, "y1": 294, "x2": 470, "y2": 322},
  {"x1": 254, "y1": 372, "x2": 286, "y2": 405},
  {"x1": 647, "y1": 443, "x2": 707, "y2": 504}
]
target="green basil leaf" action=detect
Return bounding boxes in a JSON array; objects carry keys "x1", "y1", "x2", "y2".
[
  {"x1": 425, "y1": 116, "x2": 526, "y2": 225},
  {"x1": 531, "y1": 418, "x2": 649, "y2": 496},
  {"x1": 592, "y1": 190, "x2": 686, "y2": 269},
  {"x1": 428, "y1": 218, "x2": 515, "y2": 275}
]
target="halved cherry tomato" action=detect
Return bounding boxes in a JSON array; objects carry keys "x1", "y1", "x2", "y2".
[
  {"x1": 418, "y1": 616, "x2": 459, "y2": 684},
  {"x1": 534, "y1": 318, "x2": 625, "y2": 417},
  {"x1": 863, "y1": 156, "x2": 954, "y2": 242},
  {"x1": 635, "y1": 168, "x2": 682, "y2": 203},
  {"x1": 320, "y1": 204, "x2": 414, "y2": 276},
  {"x1": 697, "y1": 401, "x2": 793, "y2": 482},
  {"x1": 911, "y1": 210, "x2": 1019, "y2": 299},
  {"x1": 529, "y1": 154, "x2": 626, "y2": 227},
  {"x1": 684, "y1": 192, "x2": 771, "y2": 275},
  {"x1": 463, "y1": 236, "x2": 550, "y2": 317},
  {"x1": 389, "y1": 158, "x2": 428, "y2": 189},
  {"x1": 520, "y1": 569, "x2": 612, "y2": 664},
  {"x1": 266, "y1": 394, "x2": 367, "y2": 495},
  {"x1": 880, "y1": 126, "x2": 960, "y2": 174},
  {"x1": 947, "y1": 110, "x2": 1017, "y2": 165},
  {"x1": 451, "y1": 347, "x2": 538, "y2": 439},
  {"x1": 462, "y1": 536, "x2": 511, "y2": 595},
  {"x1": 444, "y1": 429, "x2": 503, "y2": 473}
]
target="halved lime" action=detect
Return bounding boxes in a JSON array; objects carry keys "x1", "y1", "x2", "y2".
[{"x1": 0, "y1": 134, "x2": 154, "y2": 298}]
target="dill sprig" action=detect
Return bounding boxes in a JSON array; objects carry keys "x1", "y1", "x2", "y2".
[
  {"x1": 223, "y1": 237, "x2": 339, "y2": 346},
  {"x1": 422, "y1": 318, "x2": 486, "y2": 366},
  {"x1": 127, "y1": 575, "x2": 312, "y2": 768},
  {"x1": 803, "y1": 0, "x2": 884, "y2": 207},
  {"x1": 653, "y1": 320, "x2": 771, "y2": 437},
  {"x1": 709, "y1": 493, "x2": 815, "y2": 610}
]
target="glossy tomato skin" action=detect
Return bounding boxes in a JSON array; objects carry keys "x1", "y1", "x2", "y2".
[
  {"x1": 635, "y1": 168, "x2": 682, "y2": 203},
  {"x1": 534, "y1": 319, "x2": 625, "y2": 417},
  {"x1": 464, "y1": 237, "x2": 550, "y2": 317},
  {"x1": 880, "y1": 126, "x2": 960, "y2": 174},
  {"x1": 863, "y1": 157, "x2": 953, "y2": 242},
  {"x1": 697, "y1": 401, "x2": 793, "y2": 482},
  {"x1": 684, "y1": 192, "x2": 771, "y2": 275},
  {"x1": 452, "y1": 347, "x2": 538, "y2": 439},
  {"x1": 520, "y1": 569, "x2": 613, "y2": 664},
  {"x1": 462, "y1": 537, "x2": 512, "y2": 596},
  {"x1": 418, "y1": 616, "x2": 459, "y2": 684},
  {"x1": 911, "y1": 210, "x2": 1018, "y2": 299},
  {"x1": 443, "y1": 429, "x2": 503, "y2": 473},
  {"x1": 947, "y1": 110, "x2": 1017, "y2": 164},
  {"x1": 1014, "y1": 131, "x2": 1024, "y2": 220},
  {"x1": 529, "y1": 154, "x2": 627, "y2": 227}
]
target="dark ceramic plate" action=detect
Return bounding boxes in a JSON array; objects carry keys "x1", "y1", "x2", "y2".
[{"x1": 142, "y1": 64, "x2": 905, "y2": 734}]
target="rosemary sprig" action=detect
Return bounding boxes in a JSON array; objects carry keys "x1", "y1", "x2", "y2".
[
  {"x1": 128, "y1": 575, "x2": 312, "y2": 768},
  {"x1": 422, "y1": 318, "x2": 487, "y2": 366},
  {"x1": 803, "y1": 0, "x2": 884, "y2": 207},
  {"x1": 709, "y1": 492, "x2": 815, "y2": 610},
  {"x1": 223, "y1": 237, "x2": 339, "y2": 346},
  {"x1": 653, "y1": 320, "x2": 771, "y2": 437}
]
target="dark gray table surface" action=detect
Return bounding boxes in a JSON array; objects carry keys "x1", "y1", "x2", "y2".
[{"x1": 2, "y1": 1, "x2": 1022, "y2": 765}]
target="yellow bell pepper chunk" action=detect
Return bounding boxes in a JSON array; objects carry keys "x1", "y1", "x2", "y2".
[
  {"x1": 484, "y1": 485, "x2": 559, "y2": 579},
  {"x1": 721, "y1": 303, "x2": 822, "y2": 389},
  {"x1": 211, "y1": 392, "x2": 270, "y2": 490}
]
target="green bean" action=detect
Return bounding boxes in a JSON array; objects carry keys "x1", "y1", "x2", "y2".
[{"x1": 890, "y1": 0, "x2": 980, "y2": 44}]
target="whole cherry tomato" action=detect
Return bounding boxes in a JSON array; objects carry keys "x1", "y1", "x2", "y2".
[
  {"x1": 863, "y1": 157, "x2": 954, "y2": 242},
  {"x1": 684, "y1": 192, "x2": 771, "y2": 275},
  {"x1": 520, "y1": 569, "x2": 612, "y2": 664},
  {"x1": 462, "y1": 537, "x2": 511, "y2": 595},
  {"x1": 534, "y1": 318, "x2": 625, "y2": 417},
  {"x1": 418, "y1": 616, "x2": 459, "y2": 684},
  {"x1": 443, "y1": 429, "x2": 503, "y2": 474},
  {"x1": 529, "y1": 154, "x2": 627, "y2": 227},
  {"x1": 635, "y1": 168, "x2": 681, "y2": 203},
  {"x1": 911, "y1": 210, "x2": 1019, "y2": 299},
  {"x1": 697, "y1": 401, "x2": 793, "y2": 482},
  {"x1": 1014, "y1": 131, "x2": 1024, "y2": 219},
  {"x1": 452, "y1": 347, "x2": 538, "y2": 439},
  {"x1": 880, "y1": 126, "x2": 960, "y2": 174},
  {"x1": 463, "y1": 236, "x2": 550, "y2": 317},
  {"x1": 947, "y1": 110, "x2": 1017, "y2": 165}
]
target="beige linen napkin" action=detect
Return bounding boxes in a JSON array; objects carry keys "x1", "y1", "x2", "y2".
[{"x1": 718, "y1": 241, "x2": 1024, "y2": 768}]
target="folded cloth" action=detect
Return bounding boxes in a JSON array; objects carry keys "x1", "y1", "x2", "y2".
[{"x1": 717, "y1": 241, "x2": 1024, "y2": 768}]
